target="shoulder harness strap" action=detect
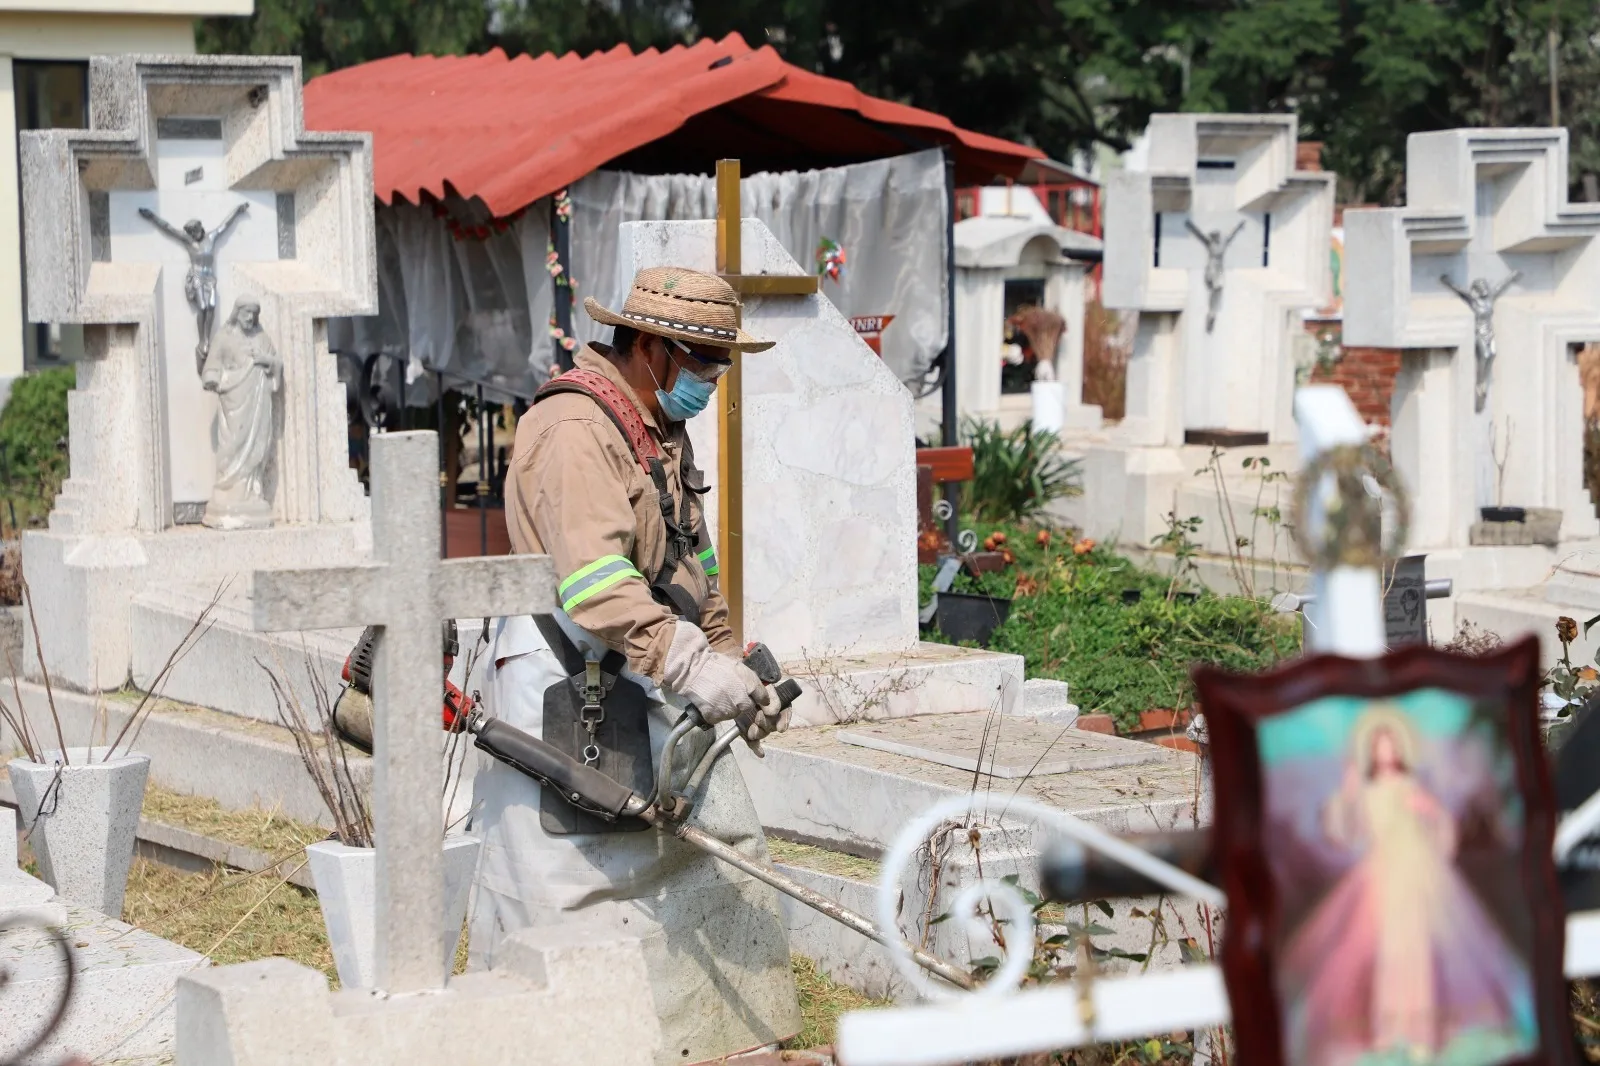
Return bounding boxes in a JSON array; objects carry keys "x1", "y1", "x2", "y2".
[
  {"x1": 535, "y1": 369, "x2": 661, "y2": 474},
  {"x1": 534, "y1": 368, "x2": 700, "y2": 621}
]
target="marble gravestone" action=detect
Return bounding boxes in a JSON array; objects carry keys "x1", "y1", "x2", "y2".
[
  {"x1": 19, "y1": 55, "x2": 375, "y2": 696},
  {"x1": 1062, "y1": 114, "x2": 1335, "y2": 553},
  {"x1": 1103, "y1": 114, "x2": 1335, "y2": 446},
  {"x1": 1345, "y1": 127, "x2": 1600, "y2": 553},
  {"x1": 612, "y1": 218, "x2": 1025, "y2": 724}
]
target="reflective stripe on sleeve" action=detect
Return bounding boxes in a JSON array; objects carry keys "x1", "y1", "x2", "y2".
[
  {"x1": 559, "y1": 555, "x2": 645, "y2": 611},
  {"x1": 697, "y1": 545, "x2": 719, "y2": 577}
]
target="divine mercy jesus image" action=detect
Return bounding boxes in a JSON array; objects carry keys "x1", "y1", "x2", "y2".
[{"x1": 1260, "y1": 696, "x2": 1539, "y2": 1066}]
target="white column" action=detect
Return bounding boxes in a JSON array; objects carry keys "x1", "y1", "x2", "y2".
[{"x1": 0, "y1": 56, "x2": 22, "y2": 380}]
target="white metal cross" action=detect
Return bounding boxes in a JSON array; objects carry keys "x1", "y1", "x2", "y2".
[
  {"x1": 250, "y1": 431, "x2": 556, "y2": 993},
  {"x1": 837, "y1": 384, "x2": 1600, "y2": 1066}
]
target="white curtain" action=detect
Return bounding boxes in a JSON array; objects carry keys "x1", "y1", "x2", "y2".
[{"x1": 329, "y1": 149, "x2": 948, "y2": 396}]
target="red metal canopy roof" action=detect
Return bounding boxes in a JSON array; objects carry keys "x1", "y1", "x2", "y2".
[{"x1": 303, "y1": 34, "x2": 1043, "y2": 215}]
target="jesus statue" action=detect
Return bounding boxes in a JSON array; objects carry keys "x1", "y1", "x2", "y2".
[
  {"x1": 201, "y1": 298, "x2": 280, "y2": 530},
  {"x1": 138, "y1": 202, "x2": 249, "y2": 374},
  {"x1": 1185, "y1": 218, "x2": 1246, "y2": 333},
  {"x1": 1441, "y1": 272, "x2": 1519, "y2": 413}
]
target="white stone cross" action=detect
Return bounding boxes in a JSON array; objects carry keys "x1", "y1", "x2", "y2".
[
  {"x1": 1345, "y1": 127, "x2": 1600, "y2": 551},
  {"x1": 250, "y1": 430, "x2": 556, "y2": 993},
  {"x1": 21, "y1": 55, "x2": 375, "y2": 533},
  {"x1": 834, "y1": 383, "x2": 1600, "y2": 1066},
  {"x1": 1103, "y1": 114, "x2": 1334, "y2": 445}
]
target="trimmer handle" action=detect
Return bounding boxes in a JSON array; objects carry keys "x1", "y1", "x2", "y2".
[
  {"x1": 741, "y1": 641, "x2": 783, "y2": 685},
  {"x1": 743, "y1": 641, "x2": 802, "y2": 712}
]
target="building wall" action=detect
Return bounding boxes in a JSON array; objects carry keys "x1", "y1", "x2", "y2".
[
  {"x1": 1311, "y1": 344, "x2": 1402, "y2": 427},
  {"x1": 0, "y1": 5, "x2": 250, "y2": 379}
]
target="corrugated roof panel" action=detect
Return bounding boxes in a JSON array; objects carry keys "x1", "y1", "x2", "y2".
[{"x1": 303, "y1": 34, "x2": 1042, "y2": 214}]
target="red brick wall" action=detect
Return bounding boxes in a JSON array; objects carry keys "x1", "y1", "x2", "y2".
[{"x1": 1310, "y1": 345, "x2": 1402, "y2": 427}]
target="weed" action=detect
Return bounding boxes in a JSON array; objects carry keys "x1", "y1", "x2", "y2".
[{"x1": 964, "y1": 418, "x2": 1083, "y2": 524}]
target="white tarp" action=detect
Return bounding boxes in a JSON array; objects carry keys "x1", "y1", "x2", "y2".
[{"x1": 329, "y1": 149, "x2": 948, "y2": 399}]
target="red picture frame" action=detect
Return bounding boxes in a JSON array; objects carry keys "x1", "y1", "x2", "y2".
[{"x1": 1194, "y1": 636, "x2": 1574, "y2": 1066}]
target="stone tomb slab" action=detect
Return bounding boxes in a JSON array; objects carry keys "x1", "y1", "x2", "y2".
[{"x1": 834, "y1": 711, "x2": 1169, "y2": 779}]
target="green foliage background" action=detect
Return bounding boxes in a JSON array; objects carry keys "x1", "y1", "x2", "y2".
[
  {"x1": 0, "y1": 367, "x2": 73, "y2": 534},
  {"x1": 201, "y1": 0, "x2": 1600, "y2": 205}
]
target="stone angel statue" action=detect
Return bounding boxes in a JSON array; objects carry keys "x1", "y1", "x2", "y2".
[
  {"x1": 200, "y1": 298, "x2": 280, "y2": 530},
  {"x1": 138, "y1": 202, "x2": 249, "y2": 373},
  {"x1": 1185, "y1": 218, "x2": 1247, "y2": 333},
  {"x1": 1441, "y1": 271, "x2": 1519, "y2": 412}
]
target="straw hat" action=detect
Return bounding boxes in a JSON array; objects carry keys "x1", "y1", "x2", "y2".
[{"x1": 583, "y1": 266, "x2": 774, "y2": 354}]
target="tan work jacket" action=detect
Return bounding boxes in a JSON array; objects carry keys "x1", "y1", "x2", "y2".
[{"x1": 505, "y1": 344, "x2": 734, "y2": 683}]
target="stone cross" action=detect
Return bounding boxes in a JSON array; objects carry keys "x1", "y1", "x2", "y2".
[
  {"x1": 250, "y1": 431, "x2": 556, "y2": 993},
  {"x1": 1103, "y1": 114, "x2": 1334, "y2": 445},
  {"x1": 712, "y1": 158, "x2": 820, "y2": 645},
  {"x1": 21, "y1": 54, "x2": 374, "y2": 532},
  {"x1": 1345, "y1": 127, "x2": 1600, "y2": 551}
]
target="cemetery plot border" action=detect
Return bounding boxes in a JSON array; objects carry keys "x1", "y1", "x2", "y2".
[{"x1": 1197, "y1": 635, "x2": 1571, "y2": 1066}]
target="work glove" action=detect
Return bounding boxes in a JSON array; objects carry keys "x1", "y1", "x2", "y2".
[
  {"x1": 660, "y1": 620, "x2": 765, "y2": 725},
  {"x1": 735, "y1": 685, "x2": 792, "y2": 754}
]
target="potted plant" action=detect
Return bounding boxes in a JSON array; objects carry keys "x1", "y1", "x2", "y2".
[
  {"x1": 264, "y1": 657, "x2": 480, "y2": 990},
  {"x1": 3, "y1": 580, "x2": 216, "y2": 916},
  {"x1": 1480, "y1": 418, "x2": 1525, "y2": 524}
]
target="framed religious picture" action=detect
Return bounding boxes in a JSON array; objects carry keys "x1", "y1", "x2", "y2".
[{"x1": 1195, "y1": 635, "x2": 1575, "y2": 1066}]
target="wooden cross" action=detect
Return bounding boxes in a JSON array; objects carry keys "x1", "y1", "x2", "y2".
[{"x1": 713, "y1": 159, "x2": 819, "y2": 644}]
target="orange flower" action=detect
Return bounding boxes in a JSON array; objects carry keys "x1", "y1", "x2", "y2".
[
  {"x1": 1001, "y1": 549, "x2": 1016, "y2": 566},
  {"x1": 1036, "y1": 530, "x2": 1052, "y2": 548},
  {"x1": 990, "y1": 531, "x2": 1007, "y2": 546},
  {"x1": 1581, "y1": 666, "x2": 1599, "y2": 682},
  {"x1": 1014, "y1": 574, "x2": 1040, "y2": 598},
  {"x1": 1073, "y1": 537, "x2": 1096, "y2": 555},
  {"x1": 982, "y1": 535, "x2": 998, "y2": 552}
]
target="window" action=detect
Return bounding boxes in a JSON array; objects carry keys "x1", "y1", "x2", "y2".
[{"x1": 14, "y1": 61, "x2": 88, "y2": 367}]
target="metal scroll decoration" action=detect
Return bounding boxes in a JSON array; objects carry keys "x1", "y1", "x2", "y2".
[
  {"x1": 930, "y1": 499, "x2": 978, "y2": 554},
  {"x1": 873, "y1": 794, "x2": 1224, "y2": 1002},
  {"x1": 0, "y1": 915, "x2": 76, "y2": 1065},
  {"x1": 1288, "y1": 442, "x2": 1409, "y2": 571}
]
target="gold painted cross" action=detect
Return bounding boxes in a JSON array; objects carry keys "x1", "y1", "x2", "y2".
[{"x1": 714, "y1": 158, "x2": 819, "y2": 645}]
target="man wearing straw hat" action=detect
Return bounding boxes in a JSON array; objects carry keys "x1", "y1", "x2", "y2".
[{"x1": 468, "y1": 266, "x2": 801, "y2": 1064}]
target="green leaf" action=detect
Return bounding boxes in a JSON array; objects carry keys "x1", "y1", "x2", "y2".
[{"x1": 1093, "y1": 899, "x2": 1114, "y2": 918}]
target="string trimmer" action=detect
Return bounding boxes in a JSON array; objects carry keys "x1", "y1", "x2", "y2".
[
  {"x1": 331, "y1": 626, "x2": 973, "y2": 990},
  {"x1": 465, "y1": 642, "x2": 976, "y2": 992}
]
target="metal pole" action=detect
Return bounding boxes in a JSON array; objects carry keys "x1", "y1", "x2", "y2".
[
  {"x1": 552, "y1": 194, "x2": 576, "y2": 373},
  {"x1": 438, "y1": 383, "x2": 448, "y2": 558},
  {"x1": 643, "y1": 811, "x2": 975, "y2": 991},
  {"x1": 477, "y1": 384, "x2": 488, "y2": 557},
  {"x1": 940, "y1": 148, "x2": 961, "y2": 549}
]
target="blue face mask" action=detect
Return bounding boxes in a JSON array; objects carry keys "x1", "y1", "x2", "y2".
[{"x1": 651, "y1": 353, "x2": 717, "y2": 422}]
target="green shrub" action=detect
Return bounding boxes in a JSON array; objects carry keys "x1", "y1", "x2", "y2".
[
  {"x1": 0, "y1": 366, "x2": 73, "y2": 532},
  {"x1": 962, "y1": 418, "x2": 1081, "y2": 523},
  {"x1": 922, "y1": 517, "x2": 1300, "y2": 730}
]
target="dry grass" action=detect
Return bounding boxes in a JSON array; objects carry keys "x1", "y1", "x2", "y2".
[
  {"x1": 769, "y1": 837, "x2": 881, "y2": 883},
  {"x1": 123, "y1": 856, "x2": 337, "y2": 979},
  {"x1": 122, "y1": 855, "x2": 470, "y2": 986},
  {"x1": 142, "y1": 781, "x2": 327, "y2": 856},
  {"x1": 785, "y1": 953, "x2": 882, "y2": 1051}
]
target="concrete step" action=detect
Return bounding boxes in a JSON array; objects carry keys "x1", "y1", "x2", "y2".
[
  {"x1": 1, "y1": 879, "x2": 205, "y2": 1065},
  {"x1": 782, "y1": 643, "x2": 1025, "y2": 726},
  {"x1": 736, "y1": 715, "x2": 1197, "y2": 857},
  {"x1": 2, "y1": 681, "x2": 370, "y2": 828},
  {"x1": 130, "y1": 579, "x2": 358, "y2": 726},
  {"x1": 1454, "y1": 587, "x2": 1598, "y2": 670}
]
